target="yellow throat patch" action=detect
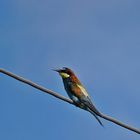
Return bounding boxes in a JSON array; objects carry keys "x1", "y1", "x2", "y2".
[{"x1": 59, "y1": 72, "x2": 70, "y2": 78}]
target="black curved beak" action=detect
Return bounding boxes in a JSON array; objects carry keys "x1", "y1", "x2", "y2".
[{"x1": 52, "y1": 68, "x2": 61, "y2": 73}]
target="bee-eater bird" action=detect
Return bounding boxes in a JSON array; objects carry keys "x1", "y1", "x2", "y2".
[{"x1": 54, "y1": 67, "x2": 103, "y2": 126}]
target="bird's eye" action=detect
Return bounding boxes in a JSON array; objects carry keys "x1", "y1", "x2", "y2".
[{"x1": 63, "y1": 67, "x2": 68, "y2": 70}]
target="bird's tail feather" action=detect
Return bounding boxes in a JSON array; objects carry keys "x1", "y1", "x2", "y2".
[
  {"x1": 89, "y1": 110, "x2": 104, "y2": 126},
  {"x1": 80, "y1": 97, "x2": 103, "y2": 126}
]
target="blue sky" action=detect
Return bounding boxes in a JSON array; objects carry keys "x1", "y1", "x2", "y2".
[{"x1": 0, "y1": 0, "x2": 140, "y2": 139}]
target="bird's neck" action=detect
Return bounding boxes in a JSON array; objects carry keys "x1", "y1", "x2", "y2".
[{"x1": 70, "y1": 74, "x2": 81, "y2": 84}]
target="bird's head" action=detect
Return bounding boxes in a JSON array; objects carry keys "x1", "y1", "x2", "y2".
[{"x1": 53, "y1": 67, "x2": 74, "y2": 79}]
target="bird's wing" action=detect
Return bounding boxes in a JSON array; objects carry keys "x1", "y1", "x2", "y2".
[
  {"x1": 76, "y1": 84, "x2": 102, "y2": 116},
  {"x1": 70, "y1": 83, "x2": 103, "y2": 126},
  {"x1": 80, "y1": 96, "x2": 102, "y2": 116},
  {"x1": 70, "y1": 84, "x2": 101, "y2": 115}
]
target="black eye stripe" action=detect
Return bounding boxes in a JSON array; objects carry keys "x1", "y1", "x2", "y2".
[{"x1": 63, "y1": 67, "x2": 68, "y2": 70}]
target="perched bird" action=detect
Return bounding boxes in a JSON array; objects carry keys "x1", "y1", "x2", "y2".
[{"x1": 53, "y1": 67, "x2": 103, "y2": 126}]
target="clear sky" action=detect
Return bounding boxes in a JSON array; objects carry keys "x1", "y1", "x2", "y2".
[{"x1": 0, "y1": 0, "x2": 140, "y2": 139}]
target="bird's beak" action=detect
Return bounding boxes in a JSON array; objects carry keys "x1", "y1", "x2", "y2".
[{"x1": 52, "y1": 68, "x2": 61, "y2": 73}]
